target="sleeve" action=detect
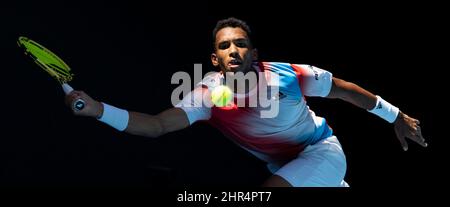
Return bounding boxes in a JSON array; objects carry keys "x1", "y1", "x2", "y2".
[
  {"x1": 175, "y1": 86, "x2": 212, "y2": 125},
  {"x1": 291, "y1": 64, "x2": 333, "y2": 97}
]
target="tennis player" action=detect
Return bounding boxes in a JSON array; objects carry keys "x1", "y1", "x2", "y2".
[{"x1": 66, "y1": 17, "x2": 427, "y2": 187}]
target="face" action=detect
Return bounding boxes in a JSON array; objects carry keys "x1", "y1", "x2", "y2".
[{"x1": 211, "y1": 27, "x2": 257, "y2": 73}]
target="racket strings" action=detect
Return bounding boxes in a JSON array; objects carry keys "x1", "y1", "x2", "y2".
[
  {"x1": 48, "y1": 63, "x2": 73, "y2": 82},
  {"x1": 38, "y1": 61, "x2": 73, "y2": 84},
  {"x1": 18, "y1": 37, "x2": 74, "y2": 84}
]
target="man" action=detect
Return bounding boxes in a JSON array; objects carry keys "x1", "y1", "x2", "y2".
[{"x1": 66, "y1": 17, "x2": 427, "y2": 187}]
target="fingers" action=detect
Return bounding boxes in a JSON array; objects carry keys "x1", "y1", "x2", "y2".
[
  {"x1": 395, "y1": 129, "x2": 409, "y2": 151},
  {"x1": 410, "y1": 126, "x2": 427, "y2": 147},
  {"x1": 65, "y1": 90, "x2": 86, "y2": 113},
  {"x1": 407, "y1": 119, "x2": 428, "y2": 147},
  {"x1": 65, "y1": 91, "x2": 77, "y2": 106},
  {"x1": 394, "y1": 114, "x2": 428, "y2": 151},
  {"x1": 417, "y1": 127, "x2": 427, "y2": 147}
]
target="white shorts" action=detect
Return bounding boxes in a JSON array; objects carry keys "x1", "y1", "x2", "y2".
[{"x1": 267, "y1": 136, "x2": 349, "y2": 187}]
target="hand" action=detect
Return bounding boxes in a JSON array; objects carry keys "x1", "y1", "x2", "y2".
[
  {"x1": 65, "y1": 90, "x2": 103, "y2": 118},
  {"x1": 394, "y1": 111, "x2": 428, "y2": 151}
]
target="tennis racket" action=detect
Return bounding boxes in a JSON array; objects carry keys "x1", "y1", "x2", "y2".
[{"x1": 17, "y1": 36, "x2": 85, "y2": 111}]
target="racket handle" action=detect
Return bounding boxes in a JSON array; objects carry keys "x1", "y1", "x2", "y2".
[
  {"x1": 62, "y1": 83, "x2": 85, "y2": 111},
  {"x1": 73, "y1": 99, "x2": 86, "y2": 111}
]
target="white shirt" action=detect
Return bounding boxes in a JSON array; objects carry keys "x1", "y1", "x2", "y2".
[{"x1": 176, "y1": 62, "x2": 333, "y2": 162}]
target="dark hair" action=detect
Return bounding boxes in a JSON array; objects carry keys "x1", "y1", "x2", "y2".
[{"x1": 212, "y1": 17, "x2": 253, "y2": 50}]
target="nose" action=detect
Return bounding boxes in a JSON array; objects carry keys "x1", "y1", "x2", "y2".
[{"x1": 229, "y1": 44, "x2": 239, "y2": 58}]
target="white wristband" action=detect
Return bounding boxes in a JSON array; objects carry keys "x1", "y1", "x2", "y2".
[
  {"x1": 98, "y1": 102, "x2": 129, "y2": 131},
  {"x1": 368, "y1": 95, "x2": 399, "y2": 123}
]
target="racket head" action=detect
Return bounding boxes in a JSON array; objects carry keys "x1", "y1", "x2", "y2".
[{"x1": 17, "y1": 36, "x2": 73, "y2": 84}]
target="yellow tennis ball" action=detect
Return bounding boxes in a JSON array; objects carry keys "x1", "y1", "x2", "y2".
[{"x1": 211, "y1": 85, "x2": 233, "y2": 107}]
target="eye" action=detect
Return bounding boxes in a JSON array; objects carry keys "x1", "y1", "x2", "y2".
[
  {"x1": 218, "y1": 41, "x2": 230, "y2": 50},
  {"x1": 234, "y1": 39, "x2": 248, "y2": 48}
]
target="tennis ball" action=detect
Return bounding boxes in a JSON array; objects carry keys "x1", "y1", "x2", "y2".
[{"x1": 211, "y1": 85, "x2": 233, "y2": 107}]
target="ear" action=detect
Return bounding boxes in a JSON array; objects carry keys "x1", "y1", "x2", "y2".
[
  {"x1": 211, "y1": 53, "x2": 219, "y2": 67},
  {"x1": 252, "y1": 48, "x2": 258, "y2": 61}
]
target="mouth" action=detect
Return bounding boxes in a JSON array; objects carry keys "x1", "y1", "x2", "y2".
[{"x1": 227, "y1": 59, "x2": 242, "y2": 69}]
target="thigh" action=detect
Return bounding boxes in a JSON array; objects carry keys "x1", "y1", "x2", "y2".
[{"x1": 273, "y1": 136, "x2": 347, "y2": 187}]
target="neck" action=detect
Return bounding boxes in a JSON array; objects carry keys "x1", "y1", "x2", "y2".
[{"x1": 223, "y1": 67, "x2": 259, "y2": 94}]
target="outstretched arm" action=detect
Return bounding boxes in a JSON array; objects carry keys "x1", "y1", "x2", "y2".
[
  {"x1": 126, "y1": 109, "x2": 189, "y2": 137},
  {"x1": 326, "y1": 77, "x2": 427, "y2": 151},
  {"x1": 65, "y1": 91, "x2": 190, "y2": 138}
]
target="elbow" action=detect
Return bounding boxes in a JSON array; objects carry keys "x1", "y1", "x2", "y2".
[
  {"x1": 147, "y1": 133, "x2": 162, "y2": 138},
  {"x1": 329, "y1": 78, "x2": 349, "y2": 99},
  {"x1": 126, "y1": 112, "x2": 168, "y2": 138},
  {"x1": 151, "y1": 128, "x2": 166, "y2": 138},
  {"x1": 141, "y1": 128, "x2": 165, "y2": 138},
  {"x1": 329, "y1": 78, "x2": 355, "y2": 101},
  {"x1": 129, "y1": 115, "x2": 167, "y2": 138},
  {"x1": 141, "y1": 127, "x2": 165, "y2": 138},
  {"x1": 147, "y1": 116, "x2": 166, "y2": 138}
]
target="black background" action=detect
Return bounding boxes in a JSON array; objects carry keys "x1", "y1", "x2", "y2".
[{"x1": 0, "y1": 0, "x2": 444, "y2": 203}]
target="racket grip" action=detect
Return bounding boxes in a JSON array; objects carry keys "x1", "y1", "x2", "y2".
[
  {"x1": 62, "y1": 83, "x2": 85, "y2": 111},
  {"x1": 62, "y1": 83, "x2": 74, "y2": 94},
  {"x1": 73, "y1": 99, "x2": 86, "y2": 111}
]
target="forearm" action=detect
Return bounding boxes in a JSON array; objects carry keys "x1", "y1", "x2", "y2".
[
  {"x1": 328, "y1": 77, "x2": 400, "y2": 123},
  {"x1": 66, "y1": 91, "x2": 189, "y2": 137},
  {"x1": 96, "y1": 103, "x2": 165, "y2": 138}
]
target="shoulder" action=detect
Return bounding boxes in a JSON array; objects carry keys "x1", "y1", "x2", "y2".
[
  {"x1": 259, "y1": 61, "x2": 294, "y2": 72},
  {"x1": 258, "y1": 61, "x2": 313, "y2": 76}
]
